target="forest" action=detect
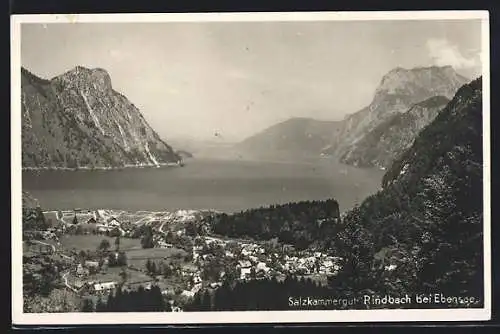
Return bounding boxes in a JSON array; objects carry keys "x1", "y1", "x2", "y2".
[
  {"x1": 82, "y1": 285, "x2": 168, "y2": 312},
  {"x1": 207, "y1": 199, "x2": 341, "y2": 250}
]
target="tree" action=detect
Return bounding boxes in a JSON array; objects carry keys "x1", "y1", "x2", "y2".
[
  {"x1": 117, "y1": 251, "x2": 127, "y2": 266},
  {"x1": 72, "y1": 215, "x2": 78, "y2": 225},
  {"x1": 98, "y1": 239, "x2": 111, "y2": 253},
  {"x1": 141, "y1": 226, "x2": 154, "y2": 249},
  {"x1": 185, "y1": 221, "x2": 198, "y2": 237},
  {"x1": 81, "y1": 298, "x2": 94, "y2": 312},
  {"x1": 95, "y1": 297, "x2": 106, "y2": 312},
  {"x1": 119, "y1": 268, "x2": 128, "y2": 284},
  {"x1": 115, "y1": 236, "x2": 121, "y2": 251},
  {"x1": 35, "y1": 206, "x2": 50, "y2": 229}
]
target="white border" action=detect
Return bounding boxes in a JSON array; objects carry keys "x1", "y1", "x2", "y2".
[{"x1": 11, "y1": 11, "x2": 491, "y2": 325}]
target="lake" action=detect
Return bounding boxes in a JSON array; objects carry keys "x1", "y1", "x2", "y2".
[{"x1": 22, "y1": 158, "x2": 385, "y2": 213}]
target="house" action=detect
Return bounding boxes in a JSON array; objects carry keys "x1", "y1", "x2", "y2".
[
  {"x1": 93, "y1": 281, "x2": 117, "y2": 294},
  {"x1": 181, "y1": 290, "x2": 195, "y2": 298},
  {"x1": 238, "y1": 260, "x2": 251, "y2": 269},
  {"x1": 193, "y1": 274, "x2": 202, "y2": 285},
  {"x1": 256, "y1": 262, "x2": 270, "y2": 273},
  {"x1": 107, "y1": 218, "x2": 121, "y2": 227},
  {"x1": 86, "y1": 217, "x2": 97, "y2": 224},
  {"x1": 240, "y1": 267, "x2": 252, "y2": 280},
  {"x1": 85, "y1": 261, "x2": 100, "y2": 271},
  {"x1": 171, "y1": 306, "x2": 183, "y2": 312},
  {"x1": 248, "y1": 255, "x2": 259, "y2": 263},
  {"x1": 191, "y1": 283, "x2": 202, "y2": 293},
  {"x1": 241, "y1": 249, "x2": 251, "y2": 257},
  {"x1": 76, "y1": 264, "x2": 89, "y2": 277},
  {"x1": 385, "y1": 264, "x2": 397, "y2": 271},
  {"x1": 322, "y1": 260, "x2": 334, "y2": 268},
  {"x1": 209, "y1": 282, "x2": 222, "y2": 289},
  {"x1": 73, "y1": 280, "x2": 86, "y2": 291},
  {"x1": 162, "y1": 288, "x2": 176, "y2": 296}
]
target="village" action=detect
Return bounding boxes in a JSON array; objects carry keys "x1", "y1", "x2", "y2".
[{"x1": 24, "y1": 207, "x2": 345, "y2": 311}]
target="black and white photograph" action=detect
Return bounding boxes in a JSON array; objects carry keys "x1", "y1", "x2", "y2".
[{"x1": 11, "y1": 11, "x2": 490, "y2": 324}]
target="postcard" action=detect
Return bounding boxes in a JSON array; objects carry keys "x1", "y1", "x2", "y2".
[{"x1": 11, "y1": 10, "x2": 490, "y2": 325}]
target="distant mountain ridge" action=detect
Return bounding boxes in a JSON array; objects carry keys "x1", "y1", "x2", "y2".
[
  {"x1": 21, "y1": 66, "x2": 180, "y2": 169},
  {"x1": 236, "y1": 117, "x2": 342, "y2": 160},
  {"x1": 236, "y1": 66, "x2": 469, "y2": 167}
]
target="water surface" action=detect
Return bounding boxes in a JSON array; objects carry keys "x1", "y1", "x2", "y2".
[{"x1": 22, "y1": 158, "x2": 384, "y2": 213}]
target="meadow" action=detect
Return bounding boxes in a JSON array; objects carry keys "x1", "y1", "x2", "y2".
[{"x1": 59, "y1": 235, "x2": 141, "y2": 252}]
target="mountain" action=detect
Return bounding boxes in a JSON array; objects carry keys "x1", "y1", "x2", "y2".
[
  {"x1": 334, "y1": 77, "x2": 483, "y2": 302},
  {"x1": 339, "y1": 95, "x2": 450, "y2": 168},
  {"x1": 324, "y1": 66, "x2": 469, "y2": 160},
  {"x1": 235, "y1": 66, "x2": 468, "y2": 164},
  {"x1": 21, "y1": 66, "x2": 180, "y2": 169},
  {"x1": 236, "y1": 117, "x2": 342, "y2": 160}
]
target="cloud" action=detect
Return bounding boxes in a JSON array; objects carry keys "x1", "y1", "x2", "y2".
[{"x1": 426, "y1": 38, "x2": 481, "y2": 70}]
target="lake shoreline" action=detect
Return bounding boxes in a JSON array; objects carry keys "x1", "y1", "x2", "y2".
[{"x1": 22, "y1": 162, "x2": 183, "y2": 172}]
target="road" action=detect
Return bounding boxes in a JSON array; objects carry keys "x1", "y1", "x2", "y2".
[
  {"x1": 62, "y1": 271, "x2": 78, "y2": 293},
  {"x1": 31, "y1": 239, "x2": 56, "y2": 253}
]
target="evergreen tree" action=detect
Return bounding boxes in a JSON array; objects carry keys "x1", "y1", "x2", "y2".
[
  {"x1": 81, "y1": 298, "x2": 94, "y2": 312},
  {"x1": 115, "y1": 236, "x2": 121, "y2": 251},
  {"x1": 95, "y1": 297, "x2": 106, "y2": 312}
]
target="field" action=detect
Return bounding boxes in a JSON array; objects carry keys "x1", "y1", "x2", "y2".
[
  {"x1": 59, "y1": 235, "x2": 141, "y2": 252},
  {"x1": 125, "y1": 247, "x2": 187, "y2": 269}
]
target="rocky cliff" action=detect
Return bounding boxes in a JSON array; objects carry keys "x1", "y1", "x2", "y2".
[
  {"x1": 326, "y1": 66, "x2": 469, "y2": 162},
  {"x1": 21, "y1": 66, "x2": 180, "y2": 169},
  {"x1": 339, "y1": 95, "x2": 450, "y2": 168}
]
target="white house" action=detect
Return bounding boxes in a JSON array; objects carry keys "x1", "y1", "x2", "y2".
[
  {"x1": 209, "y1": 282, "x2": 222, "y2": 289},
  {"x1": 238, "y1": 260, "x2": 252, "y2": 269},
  {"x1": 93, "y1": 281, "x2": 117, "y2": 294},
  {"x1": 385, "y1": 264, "x2": 398, "y2": 271},
  {"x1": 107, "y1": 218, "x2": 121, "y2": 227},
  {"x1": 181, "y1": 290, "x2": 195, "y2": 298},
  {"x1": 256, "y1": 262, "x2": 270, "y2": 273},
  {"x1": 240, "y1": 267, "x2": 252, "y2": 280},
  {"x1": 193, "y1": 274, "x2": 202, "y2": 285},
  {"x1": 250, "y1": 255, "x2": 259, "y2": 262},
  {"x1": 85, "y1": 261, "x2": 100, "y2": 269}
]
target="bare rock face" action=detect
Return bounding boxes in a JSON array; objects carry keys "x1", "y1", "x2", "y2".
[
  {"x1": 323, "y1": 66, "x2": 469, "y2": 163},
  {"x1": 339, "y1": 95, "x2": 450, "y2": 168},
  {"x1": 21, "y1": 66, "x2": 180, "y2": 169}
]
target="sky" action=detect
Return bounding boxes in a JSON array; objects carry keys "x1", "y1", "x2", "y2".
[{"x1": 21, "y1": 19, "x2": 483, "y2": 142}]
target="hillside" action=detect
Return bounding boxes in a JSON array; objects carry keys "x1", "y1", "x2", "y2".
[
  {"x1": 21, "y1": 66, "x2": 180, "y2": 169},
  {"x1": 339, "y1": 95, "x2": 450, "y2": 168},
  {"x1": 326, "y1": 66, "x2": 469, "y2": 160},
  {"x1": 236, "y1": 117, "x2": 342, "y2": 160},
  {"x1": 334, "y1": 77, "x2": 483, "y2": 302}
]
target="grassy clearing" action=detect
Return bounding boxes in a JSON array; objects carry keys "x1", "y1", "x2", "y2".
[
  {"x1": 59, "y1": 235, "x2": 141, "y2": 252},
  {"x1": 125, "y1": 247, "x2": 187, "y2": 269}
]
